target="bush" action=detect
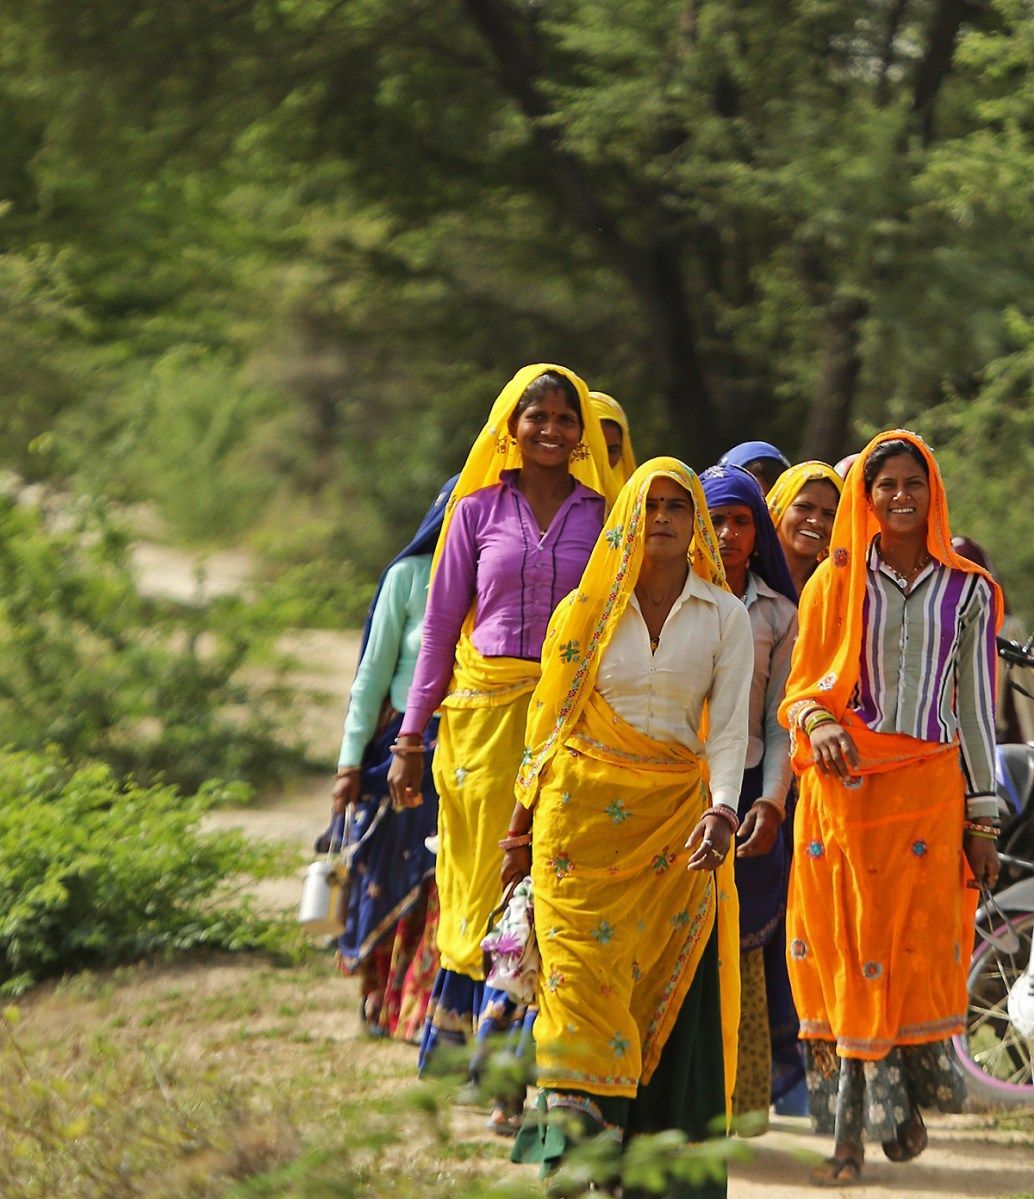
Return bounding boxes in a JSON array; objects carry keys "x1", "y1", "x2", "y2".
[
  {"x1": 0, "y1": 494, "x2": 305, "y2": 791},
  {"x1": 0, "y1": 748, "x2": 294, "y2": 994}
]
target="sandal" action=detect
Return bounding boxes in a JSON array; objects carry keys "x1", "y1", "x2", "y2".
[
  {"x1": 809, "y1": 1154, "x2": 863, "y2": 1187},
  {"x1": 487, "y1": 1101, "x2": 524, "y2": 1136},
  {"x1": 882, "y1": 1108, "x2": 927, "y2": 1162}
]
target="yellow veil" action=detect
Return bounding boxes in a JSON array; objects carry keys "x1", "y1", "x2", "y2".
[
  {"x1": 589, "y1": 391, "x2": 637, "y2": 486},
  {"x1": 765, "y1": 460, "x2": 843, "y2": 526},
  {"x1": 516, "y1": 457, "x2": 727, "y2": 807},
  {"x1": 431, "y1": 364, "x2": 618, "y2": 578}
]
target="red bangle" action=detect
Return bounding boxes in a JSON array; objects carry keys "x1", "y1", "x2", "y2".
[{"x1": 708, "y1": 804, "x2": 740, "y2": 834}]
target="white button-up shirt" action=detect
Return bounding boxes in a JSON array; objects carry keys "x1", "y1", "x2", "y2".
[{"x1": 596, "y1": 569, "x2": 753, "y2": 808}]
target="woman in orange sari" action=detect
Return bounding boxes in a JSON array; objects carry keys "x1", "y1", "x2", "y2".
[{"x1": 780, "y1": 431, "x2": 1002, "y2": 1185}]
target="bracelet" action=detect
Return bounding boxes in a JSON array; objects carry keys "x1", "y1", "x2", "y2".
[
  {"x1": 752, "y1": 798, "x2": 786, "y2": 825},
  {"x1": 708, "y1": 804, "x2": 740, "y2": 834},
  {"x1": 963, "y1": 820, "x2": 999, "y2": 838},
  {"x1": 803, "y1": 711, "x2": 837, "y2": 737},
  {"x1": 964, "y1": 827, "x2": 998, "y2": 841},
  {"x1": 389, "y1": 742, "x2": 426, "y2": 757},
  {"x1": 499, "y1": 833, "x2": 532, "y2": 851},
  {"x1": 796, "y1": 704, "x2": 829, "y2": 731},
  {"x1": 506, "y1": 828, "x2": 531, "y2": 838},
  {"x1": 335, "y1": 766, "x2": 360, "y2": 778}
]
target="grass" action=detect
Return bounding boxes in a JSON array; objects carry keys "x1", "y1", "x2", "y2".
[{"x1": 0, "y1": 950, "x2": 533, "y2": 1199}]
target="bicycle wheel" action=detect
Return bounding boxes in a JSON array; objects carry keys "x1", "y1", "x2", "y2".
[{"x1": 953, "y1": 911, "x2": 1034, "y2": 1104}]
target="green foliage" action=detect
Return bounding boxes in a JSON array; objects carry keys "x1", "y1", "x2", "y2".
[
  {"x1": 0, "y1": 0, "x2": 1031, "y2": 599},
  {"x1": 0, "y1": 494, "x2": 304, "y2": 790},
  {"x1": 914, "y1": 311, "x2": 1034, "y2": 624},
  {"x1": 0, "y1": 749, "x2": 293, "y2": 994}
]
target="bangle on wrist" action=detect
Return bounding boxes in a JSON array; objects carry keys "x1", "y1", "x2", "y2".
[
  {"x1": 797, "y1": 703, "x2": 828, "y2": 729},
  {"x1": 753, "y1": 798, "x2": 786, "y2": 825},
  {"x1": 708, "y1": 804, "x2": 740, "y2": 835},
  {"x1": 499, "y1": 833, "x2": 532, "y2": 851},
  {"x1": 335, "y1": 766, "x2": 360, "y2": 778},
  {"x1": 389, "y1": 741, "x2": 426, "y2": 757},
  {"x1": 803, "y1": 710, "x2": 837, "y2": 737}
]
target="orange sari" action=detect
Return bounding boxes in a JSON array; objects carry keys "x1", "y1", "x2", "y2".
[{"x1": 779, "y1": 430, "x2": 1002, "y2": 1059}]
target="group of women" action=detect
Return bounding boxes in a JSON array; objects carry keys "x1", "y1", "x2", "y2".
[{"x1": 329, "y1": 363, "x2": 1002, "y2": 1196}]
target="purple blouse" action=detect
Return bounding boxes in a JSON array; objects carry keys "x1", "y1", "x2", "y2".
[{"x1": 400, "y1": 470, "x2": 604, "y2": 734}]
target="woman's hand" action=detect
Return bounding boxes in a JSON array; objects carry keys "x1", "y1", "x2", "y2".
[
  {"x1": 686, "y1": 813, "x2": 733, "y2": 872},
  {"x1": 501, "y1": 845, "x2": 532, "y2": 889},
  {"x1": 387, "y1": 736, "x2": 425, "y2": 808},
  {"x1": 331, "y1": 768, "x2": 361, "y2": 815},
  {"x1": 736, "y1": 801, "x2": 780, "y2": 858},
  {"x1": 964, "y1": 834, "x2": 1000, "y2": 890},
  {"x1": 809, "y1": 722, "x2": 860, "y2": 783}
]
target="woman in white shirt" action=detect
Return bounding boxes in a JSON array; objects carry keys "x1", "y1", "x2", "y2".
[{"x1": 504, "y1": 459, "x2": 752, "y2": 1199}]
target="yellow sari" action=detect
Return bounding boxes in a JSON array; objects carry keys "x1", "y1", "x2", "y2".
[
  {"x1": 430, "y1": 364, "x2": 616, "y2": 979},
  {"x1": 517, "y1": 459, "x2": 741, "y2": 1113}
]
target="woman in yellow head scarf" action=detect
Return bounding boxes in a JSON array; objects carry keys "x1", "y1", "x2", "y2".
[
  {"x1": 503, "y1": 458, "x2": 752, "y2": 1196},
  {"x1": 589, "y1": 391, "x2": 637, "y2": 487},
  {"x1": 778, "y1": 431, "x2": 1002, "y2": 1185},
  {"x1": 766, "y1": 462, "x2": 843, "y2": 597},
  {"x1": 387, "y1": 364, "x2": 616, "y2": 1104}
]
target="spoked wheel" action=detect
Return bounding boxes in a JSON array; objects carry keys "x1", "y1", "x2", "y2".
[{"x1": 953, "y1": 911, "x2": 1034, "y2": 1103}]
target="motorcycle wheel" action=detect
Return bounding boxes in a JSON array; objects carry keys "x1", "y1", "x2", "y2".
[{"x1": 953, "y1": 911, "x2": 1034, "y2": 1104}]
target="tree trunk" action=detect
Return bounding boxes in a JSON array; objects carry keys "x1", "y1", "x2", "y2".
[
  {"x1": 801, "y1": 298, "x2": 867, "y2": 463},
  {"x1": 461, "y1": 0, "x2": 726, "y2": 464}
]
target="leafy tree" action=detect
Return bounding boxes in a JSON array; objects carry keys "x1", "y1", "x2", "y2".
[{"x1": 0, "y1": 0, "x2": 1030, "y2": 588}]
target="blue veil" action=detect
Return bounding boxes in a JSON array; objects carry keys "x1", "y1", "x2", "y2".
[
  {"x1": 356, "y1": 474, "x2": 459, "y2": 661},
  {"x1": 718, "y1": 440, "x2": 791, "y2": 473},
  {"x1": 700, "y1": 464, "x2": 797, "y2": 604}
]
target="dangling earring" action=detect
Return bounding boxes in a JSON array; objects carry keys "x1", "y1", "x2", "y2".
[
  {"x1": 570, "y1": 441, "x2": 590, "y2": 462},
  {"x1": 496, "y1": 432, "x2": 517, "y2": 455}
]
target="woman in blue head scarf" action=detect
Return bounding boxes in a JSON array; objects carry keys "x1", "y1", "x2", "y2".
[
  {"x1": 701, "y1": 464, "x2": 800, "y2": 1131},
  {"x1": 329, "y1": 475, "x2": 458, "y2": 1039},
  {"x1": 718, "y1": 441, "x2": 791, "y2": 496}
]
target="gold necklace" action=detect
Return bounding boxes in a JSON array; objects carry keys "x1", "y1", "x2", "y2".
[{"x1": 884, "y1": 552, "x2": 930, "y2": 587}]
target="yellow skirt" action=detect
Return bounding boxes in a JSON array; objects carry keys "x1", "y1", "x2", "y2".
[
  {"x1": 531, "y1": 690, "x2": 740, "y2": 1108},
  {"x1": 432, "y1": 689, "x2": 533, "y2": 979}
]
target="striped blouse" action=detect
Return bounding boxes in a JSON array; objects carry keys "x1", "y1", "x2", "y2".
[{"x1": 854, "y1": 539, "x2": 997, "y2": 818}]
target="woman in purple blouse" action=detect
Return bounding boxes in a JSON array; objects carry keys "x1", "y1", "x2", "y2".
[{"x1": 388, "y1": 363, "x2": 615, "y2": 1117}]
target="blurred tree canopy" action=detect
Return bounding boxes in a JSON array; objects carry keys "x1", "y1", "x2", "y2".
[{"x1": 0, "y1": 0, "x2": 1031, "y2": 607}]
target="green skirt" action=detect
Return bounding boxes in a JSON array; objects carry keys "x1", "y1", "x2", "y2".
[{"x1": 512, "y1": 925, "x2": 726, "y2": 1199}]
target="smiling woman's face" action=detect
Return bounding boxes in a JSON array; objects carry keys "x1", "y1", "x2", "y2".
[
  {"x1": 867, "y1": 453, "x2": 931, "y2": 537},
  {"x1": 643, "y1": 477, "x2": 694, "y2": 563},
  {"x1": 778, "y1": 479, "x2": 840, "y2": 563},
  {"x1": 509, "y1": 387, "x2": 582, "y2": 467}
]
